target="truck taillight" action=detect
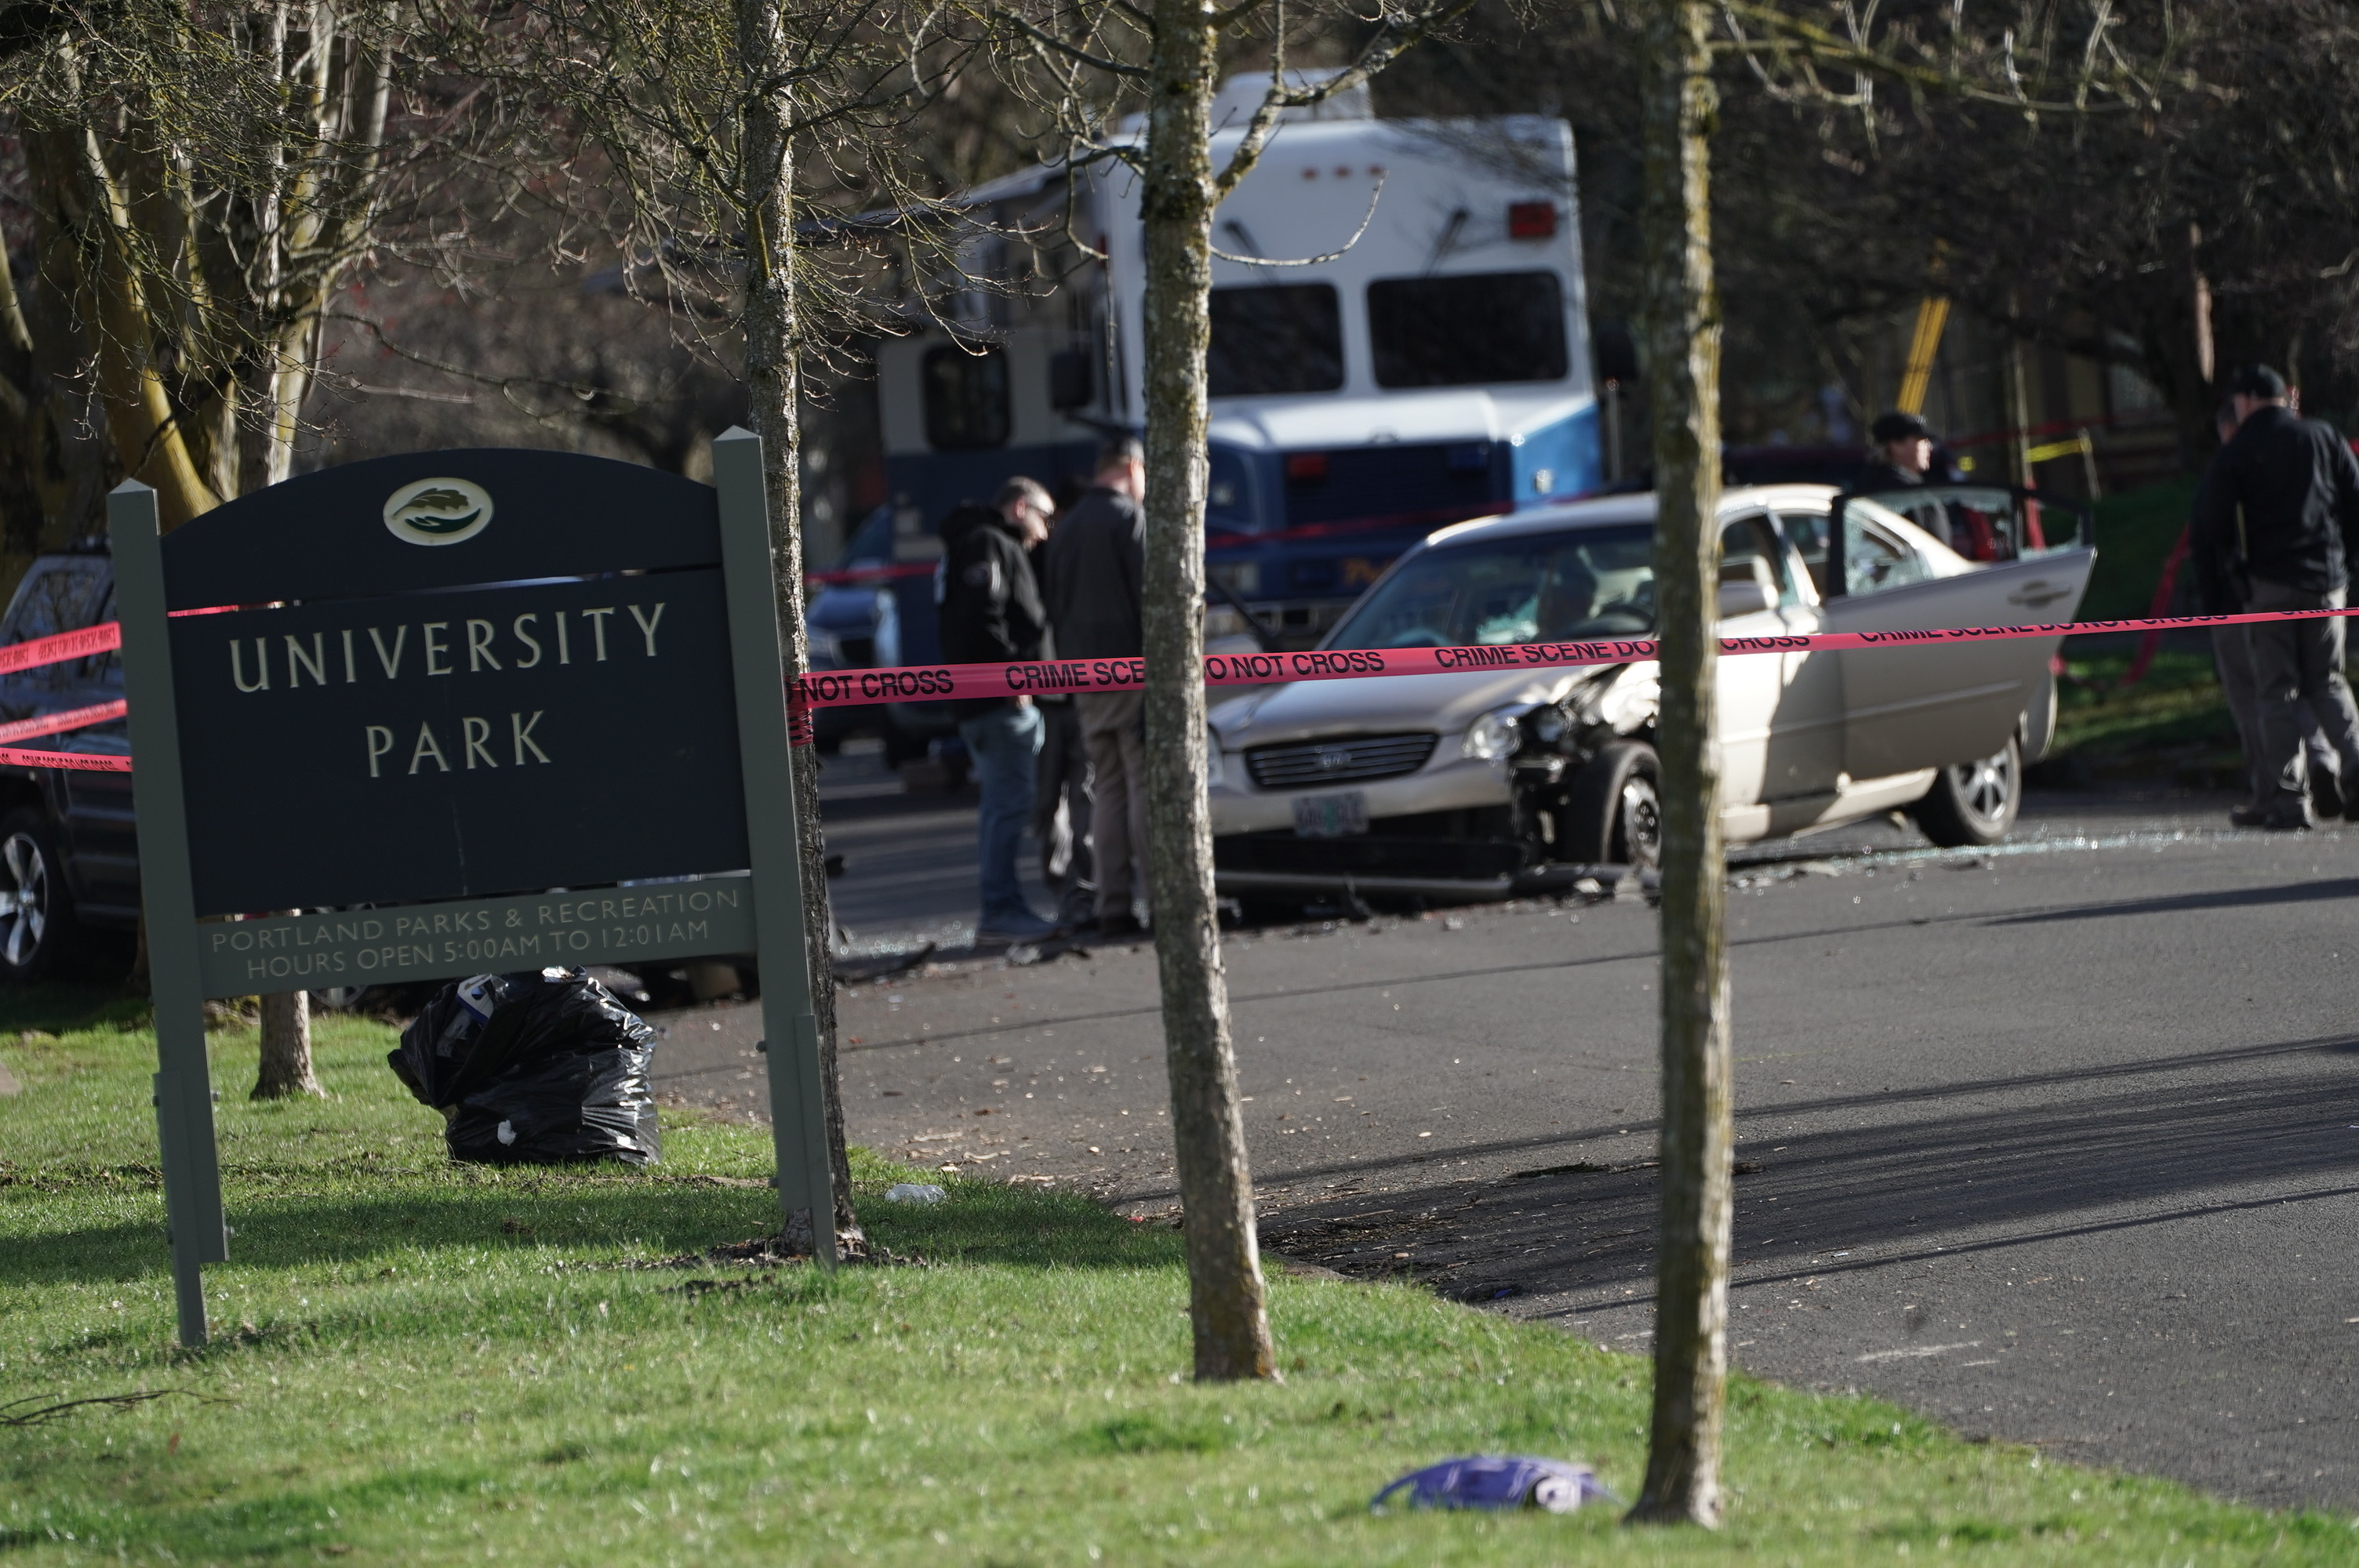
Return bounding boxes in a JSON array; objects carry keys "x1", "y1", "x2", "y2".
[
  {"x1": 1508, "y1": 201, "x2": 1557, "y2": 238},
  {"x1": 1285, "y1": 452, "x2": 1329, "y2": 482}
]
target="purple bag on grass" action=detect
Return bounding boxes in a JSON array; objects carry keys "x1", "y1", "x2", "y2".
[{"x1": 1370, "y1": 1454, "x2": 1612, "y2": 1515}]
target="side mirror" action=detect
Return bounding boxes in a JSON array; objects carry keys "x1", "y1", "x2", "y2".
[{"x1": 1717, "y1": 577, "x2": 1773, "y2": 619}]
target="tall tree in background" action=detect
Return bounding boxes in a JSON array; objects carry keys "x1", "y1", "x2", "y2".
[
  {"x1": 0, "y1": 0, "x2": 444, "y2": 1098},
  {"x1": 0, "y1": 0, "x2": 412, "y2": 549},
  {"x1": 1379, "y1": 5, "x2": 2302, "y2": 456},
  {"x1": 477, "y1": 0, "x2": 980, "y2": 1247},
  {"x1": 1749, "y1": 1, "x2": 2349, "y2": 447},
  {"x1": 995, "y1": 0, "x2": 1474, "y2": 1380}
]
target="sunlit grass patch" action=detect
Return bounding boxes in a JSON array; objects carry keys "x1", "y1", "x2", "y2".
[{"x1": 4, "y1": 1012, "x2": 2351, "y2": 1564}]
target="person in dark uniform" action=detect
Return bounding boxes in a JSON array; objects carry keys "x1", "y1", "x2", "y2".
[
  {"x1": 1848, "y1": 411, "x2": 1968, "y2": 554},
  {"x1": 938, "y1": 476, "x2": 1060, "y2": 942},
  {"x1": 2196, "y1": 397, "x2": 2342, "y2": 822},
  {"x1": 2191, "y1": 364, "x2": 2359, "y2": 830},
  {"x1": 1855, "y1": 411, "x2": 1944, "y2": 492}
]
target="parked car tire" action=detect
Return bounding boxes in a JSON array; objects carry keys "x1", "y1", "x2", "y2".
[
  {"x1": 1563, "y1": 741, "x2": 1663, "y2": 869},
  {"x1": 0, "y1": 808, "x2": 79, "y2": 983},
  {"x1": 1913, "y1": 731, "x2": 2022, "y2": 848}
]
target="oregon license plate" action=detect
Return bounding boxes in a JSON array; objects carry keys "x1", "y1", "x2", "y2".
[{"x1": 1291, "y1": 791, "x2": 1368, "y2": 838}]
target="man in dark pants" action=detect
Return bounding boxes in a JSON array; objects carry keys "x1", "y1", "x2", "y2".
[
  {"x1": 1041, "y1": 434, "x2": 1150, "y2": 939},
  {"x1": 2191, "y1": 365, "x2": 2359, "y2": 830},
  {"x1": 2197, "y1": 397, "x2": 2340, "y2": 822},
  {"x1": 939, "y1": 476, "x2": 1059, "y2": 943}
]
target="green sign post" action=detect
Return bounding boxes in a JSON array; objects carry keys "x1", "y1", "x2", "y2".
[{"x1": 112, "y1": 428, "x2": 834, "y2": 1346}]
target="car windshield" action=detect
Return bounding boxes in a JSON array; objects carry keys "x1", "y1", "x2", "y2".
[{"x1": 1325, "y1": 525, "x2": 1656, "y2": 649}]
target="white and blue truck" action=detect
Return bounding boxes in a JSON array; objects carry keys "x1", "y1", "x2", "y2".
[{"x1": 807, "y1": 79, "x2": 1608, "y2": 757}]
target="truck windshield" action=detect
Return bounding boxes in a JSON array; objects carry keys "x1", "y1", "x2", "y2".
[
  {"x1": 1369, "y1": 270, "x2": 1568, "y2": 389},
  {"x1": 1209, "y1": 284, "x2": 1344, "y2": 396},
  {"x1": 1325, "y1": 525, "x2": 1656, "y2": 649}
]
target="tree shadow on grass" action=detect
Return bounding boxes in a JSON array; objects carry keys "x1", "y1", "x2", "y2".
[
  {"x1": 5, "y1": 1178, "x2": 777, "y2": 1288},
  {"x1": 854, "y1": 1175, "x2": 1183, "y2": 1272},
  {"x1": 0, "y1": 975, "x2": 147, "y2": 1036},
  {"x1": 8, "y1": 1167, "x2": 1183, "y2": 1288}
]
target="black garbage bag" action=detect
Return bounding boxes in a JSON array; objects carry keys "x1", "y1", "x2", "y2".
[{"x1": 388, "y1": 967, "x2": 660, "y2": 1166}]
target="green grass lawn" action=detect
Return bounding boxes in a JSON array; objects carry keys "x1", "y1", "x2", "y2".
[
  {"x1": 2080, "y1": 479, "x2": 2198, "y2": 623},
  {"x1": 2050, "y1": 646, "x2": 2244, "y2": 782},
  {"x1": 2041, "y1": 480, "x2": 2252, "y2": 779},
  {"x1": 5, "y1": 993, "x2": 2354, "y2": 1564}
]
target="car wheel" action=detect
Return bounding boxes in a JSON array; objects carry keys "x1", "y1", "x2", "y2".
[
  {"x1": 1563, "y1": 741, "x2": 1663, "y2": 869},
  {"x1": 0, "y1": 808, "x2": 78, "y2": 984},
  {"x1": 1913, "y1": 732, "x2": 2022, "y2": 847}
]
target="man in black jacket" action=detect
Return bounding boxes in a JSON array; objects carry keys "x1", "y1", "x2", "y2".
[
  {"x1": 2191, "y1": 365, "x2": 2359, "y2": 829},
  {"x1": 939, "y1": 476, "x2": 1058, "y2": 942},
  {"x1": 2197, "y1": 397, "x2": 2340, "y2": 822},
  {"x1": 1041, "y1": 435, "x2": 1149, "y2": 938}
]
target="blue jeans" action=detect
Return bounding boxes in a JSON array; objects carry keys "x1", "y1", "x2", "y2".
[{"x1": 958, "y1": 702, "x2": 1045, "y2": 924}]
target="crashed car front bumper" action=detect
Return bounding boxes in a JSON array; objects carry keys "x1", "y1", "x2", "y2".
[
  {"x1": 1207, "y1": 745, "x2": 1513, "y2": 835},
  {"x1": 1208, "y1": 748, "x2": 1536, "y2": 896}
]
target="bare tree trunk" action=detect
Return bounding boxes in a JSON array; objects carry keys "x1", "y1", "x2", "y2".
[
  {"x1": 1140, "y1": 0, "x2": 1274, "y2": 1383},
  {"x1": 252, "y1": 989, "x2": 322, "y2": 1099},
  {"x1": 2160, "y1": 218, "x2": 2221, "y2": 467},
  {"x1": 28, "y1": 118, "x2": 220, "y2": 528},
  {"x1": 1627, "y1": 0, "x2": 1733, "y2": 1530},
  {"x1": 734, "y1": 1, "x2": 858, "y2": 1241}
]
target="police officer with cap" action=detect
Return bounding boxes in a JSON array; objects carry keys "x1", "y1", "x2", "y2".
[
  {"x1": 1857, "y1": 411, "x2": 1941, "y2": 492},
  {"x1": 1848, "y1": 411, "x2": 1966, "y2": 553},
  {"x1": 2191, "y1": 364, "x2": 2359, "y2": 829}
]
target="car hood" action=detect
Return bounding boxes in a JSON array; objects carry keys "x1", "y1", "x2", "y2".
[{"x1": 1211, "y1": 662, "x2": 1611, "y2": 748}]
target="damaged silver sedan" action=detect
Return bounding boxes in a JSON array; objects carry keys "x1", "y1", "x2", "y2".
[{"x1": 1206, "y1": 483, "x2": 2094, "y2": 906}]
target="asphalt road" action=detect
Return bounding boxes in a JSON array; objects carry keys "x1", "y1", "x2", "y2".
[{"x1": 652, "y1": 787, "x2": 2359, "y2": 1514}]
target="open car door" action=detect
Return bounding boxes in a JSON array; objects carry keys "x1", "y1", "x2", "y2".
[{"x1": 1820, "y1": 491, "x2": 2095, "y2": 780}]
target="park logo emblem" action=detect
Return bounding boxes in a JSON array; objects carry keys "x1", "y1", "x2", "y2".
[{"x1": 383, "y1": 477, "x2": 494, "y2": 546}]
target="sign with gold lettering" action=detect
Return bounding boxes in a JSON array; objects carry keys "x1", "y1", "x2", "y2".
[
  {"x1": 174, "y1": 570, "x2": 744, "y2": 910},
  {"x1": 151, "y1": 450, "x2": 747, "y2": 912},
  {"x1": 113, "y1": 433, "x2": 841, "y2": 1345}
]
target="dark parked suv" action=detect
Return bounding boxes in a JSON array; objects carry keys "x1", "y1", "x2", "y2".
[{"x1": 0, "y1": 550, "x2": 136, "y2": 981}]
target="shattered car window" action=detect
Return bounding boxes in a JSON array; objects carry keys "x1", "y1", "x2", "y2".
[
  {"x1": 1841, "y1": 512, "x2": 1936, "y2": 597},
  {"x1": 1325, "y1": 526, "x2": 1657, "y2": 650}
]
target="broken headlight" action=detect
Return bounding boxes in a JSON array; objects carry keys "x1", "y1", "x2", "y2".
[{"x1": 1461, "y1": 707, "x2": 1523, "y2": 761}]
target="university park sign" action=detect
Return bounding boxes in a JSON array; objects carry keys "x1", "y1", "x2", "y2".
[
  {"x1": 111, "y1": 433, "x2": 837, "y2": 1345},
  {"x1": 156, "y1": 451, "x2": 755, "y2": 913}
]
